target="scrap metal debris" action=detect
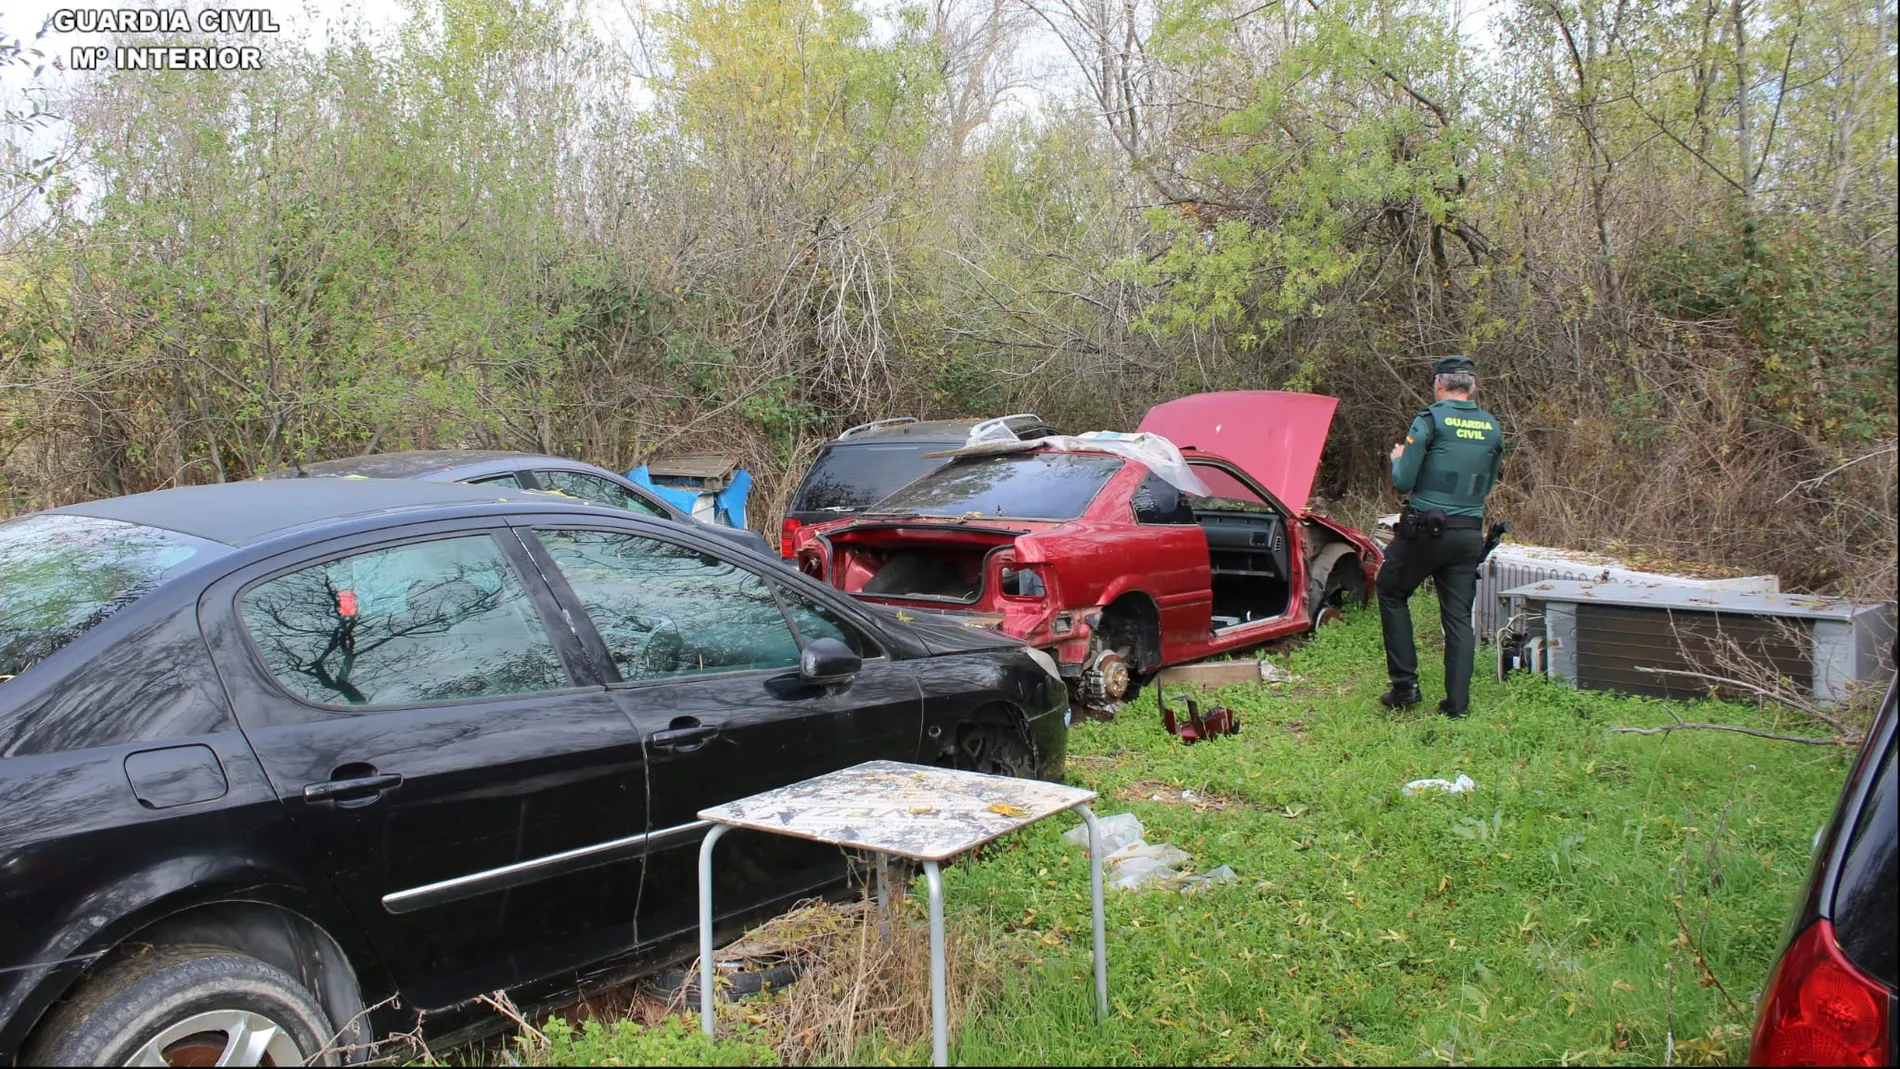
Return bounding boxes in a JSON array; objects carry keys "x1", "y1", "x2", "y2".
[{"x1": 1161, "y1": 694, "x2": 1240, "y2": 743}]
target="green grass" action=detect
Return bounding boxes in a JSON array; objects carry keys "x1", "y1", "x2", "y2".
[
  {"x1": 492, "y1": 596, "x2": 1852, "y2": 1066},
  {"x1": 918, "y1": 599, "x2": 1850, "y2": 1066},
  {"x1": 526, "y1": 1017, "x2": 777, "y2": 1066}
]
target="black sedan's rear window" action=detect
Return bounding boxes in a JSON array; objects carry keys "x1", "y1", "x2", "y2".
[
  {"x1": 791, "y1": 442, "x2": 955, "y2": 513},
  {"x1": 867, "y1": 452, "x2": 1122, "y2": 521},
  {"x1": 0, "y1": 514, "x2": 225, "y2": 682}
]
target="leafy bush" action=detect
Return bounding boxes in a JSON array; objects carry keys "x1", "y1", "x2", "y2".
[{"x1": 1642, "y1": 221, "x2": 1899, "y2": 443}]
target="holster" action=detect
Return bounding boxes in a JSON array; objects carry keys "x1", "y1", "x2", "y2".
[
  {"x1": 1397, "y1": 505, "x2": 1421, "y2": 539},
  {"x1": 1397, "y1": 504, "x2": 1449, "y2": 539}
]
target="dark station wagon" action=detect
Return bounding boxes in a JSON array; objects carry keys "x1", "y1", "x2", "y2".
[
  {"x1": 779, "y1": 415, "x2": 1060, "y2": 558},
  {"x1": 0, "y1": 479, "x2": 1067, "y2": 1066}
]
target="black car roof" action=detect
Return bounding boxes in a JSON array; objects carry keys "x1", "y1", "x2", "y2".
[
  {"x1": 261, "y1": 449, "x2": 538, "y2": 479},
  {"x1": 49, "y1": 479, "x2": 569, "y2": 547}
]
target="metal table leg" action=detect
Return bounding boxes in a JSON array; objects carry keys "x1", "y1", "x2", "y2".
[
  {"x1": 875, "y1": 854, "x2": 890, "y2": 943},
  {"x1": 923, "y1": 859, "x2": 947, "y2": 1067},
  {"x1": 697, "y1": 823, "x2": 732, "y2": 1037},
  {"x1": 1074, "y1": 804, "x2": 1109, "y2": 1020}
]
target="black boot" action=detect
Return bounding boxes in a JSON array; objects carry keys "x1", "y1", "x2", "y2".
[
  {"x1": 1380, "y1": 685, "x2": 1422, "y2": 709},
  {"x1": 1437, "y1": 699, "x2": 1468, "y2": 720}
]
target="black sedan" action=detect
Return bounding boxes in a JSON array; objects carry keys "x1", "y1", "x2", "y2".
[
  {"x1": 0, "y1": 479, "x2": 1068, "y2": 1066},
  {"x1": 259, "y1": 449, "x2": 773, "y2": 557}
]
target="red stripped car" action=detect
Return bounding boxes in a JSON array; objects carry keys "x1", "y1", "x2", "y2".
[{"x1": 793, "y1": 392, "x2": 1382, "y2": 717}]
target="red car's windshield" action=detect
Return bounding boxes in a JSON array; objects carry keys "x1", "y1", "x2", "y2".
[{"x1": 866, "y1": 452, "x2": 1122, "y2": 521}]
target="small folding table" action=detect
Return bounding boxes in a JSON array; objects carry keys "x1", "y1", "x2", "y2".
[{"x1": 696, "y1": 760, "x2": 1109, "y2": 1066}]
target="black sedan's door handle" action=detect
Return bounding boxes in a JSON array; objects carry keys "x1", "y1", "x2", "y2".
[
  {"x1": 648, "y1": 723, "x2": 719, "y2": 752},
  {"x1": 303, "y1": 772, "x2": 403, "y2": 804}
]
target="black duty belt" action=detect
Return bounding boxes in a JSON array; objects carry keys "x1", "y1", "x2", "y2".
[{"x1": 1441, "y1": 515, "x2": 1484, "y2": 530}]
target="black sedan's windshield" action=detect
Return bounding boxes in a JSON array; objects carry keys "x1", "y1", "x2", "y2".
[
  {"x1": 867, "y1": 452, "x2": 1122, "y2": 521},
  {"x1": 0, "y1": 514, "x2": 226, "y2": 681}
]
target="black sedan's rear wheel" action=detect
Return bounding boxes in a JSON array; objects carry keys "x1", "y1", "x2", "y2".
[{"x1": 25, "y1": 945, "x2": 337, "y2": 1067}]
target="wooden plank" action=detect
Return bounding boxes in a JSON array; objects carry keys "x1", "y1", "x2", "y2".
[
  {"x1": 1152, "y1": 659, "x2": 1289, "y2": 689},
  {"x1": 646, "y1": 452, "x2": 739, "y2": 480}
]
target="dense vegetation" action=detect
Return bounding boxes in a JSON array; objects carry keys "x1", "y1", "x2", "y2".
[{"x1": 1, "y1": 0, "x2": 1893, "y2": 593}]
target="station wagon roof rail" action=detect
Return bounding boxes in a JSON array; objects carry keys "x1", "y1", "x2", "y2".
[{"x1": 838, "y1": 417, "x2": 920, "y2": 439}]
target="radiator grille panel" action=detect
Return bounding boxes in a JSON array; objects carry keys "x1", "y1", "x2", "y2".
[
  {"x1": 1478, "y1": 560, "x2": 1600, "y2": 638},
  {"x1": 1572, "y1": 604, "x2": 1811, "y2": 699}
]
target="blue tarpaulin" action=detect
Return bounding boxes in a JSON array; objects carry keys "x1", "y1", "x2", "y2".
[
  {"x1": 627, "y1": 464, "x2": 751, "y2": 530},
  {"x1": 716, "y1": 468, "x2": 752, "y2": 530}
]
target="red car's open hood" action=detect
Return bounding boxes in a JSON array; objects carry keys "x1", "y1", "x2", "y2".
[{"x1": 1137, "y1": 391, "x2": 1338, "y2": 512}]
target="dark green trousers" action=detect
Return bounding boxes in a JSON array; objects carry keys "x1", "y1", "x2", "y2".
[{"x1": 1376, "y1": 527, "x2": 1484, "y2": 712}]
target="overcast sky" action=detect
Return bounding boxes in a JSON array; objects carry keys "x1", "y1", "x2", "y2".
[{"x1": 3, "y1": 0, "x2": 1502, "y2": 186}]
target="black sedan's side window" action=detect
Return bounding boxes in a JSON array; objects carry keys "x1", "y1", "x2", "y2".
[
  {"x1": 536, "y1": 471, "x2": 668, "y2": 518},
  {"x1": 535, "y1": 529, "x2": 798, "y2": 681},
  {"x1": 239, "y1": 535, "x2": 568, "y2": 707},
  {"x1": 776, "y1": 586, "x2": 878, "y2": 659}
]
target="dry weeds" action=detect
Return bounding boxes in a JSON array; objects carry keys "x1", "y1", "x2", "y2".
[
  {"x1": 1114, "y1": 780, "x2": 1237, "y2": 810},
  {"x1": 662, "y1": 880, "x2": 1031, "y2": 1065}
]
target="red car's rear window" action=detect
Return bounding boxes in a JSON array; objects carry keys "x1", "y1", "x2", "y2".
[{"x1": 866, "y1": 452, "x2": 1122, "y2": 521}]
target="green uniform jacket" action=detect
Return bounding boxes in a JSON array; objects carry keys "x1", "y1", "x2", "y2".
[{"x1": 1390, "y1": 398, "x2": 1505, "y2": 518}]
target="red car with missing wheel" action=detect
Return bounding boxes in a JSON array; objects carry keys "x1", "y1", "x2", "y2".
[{"x1": 793, "y1": 391, "x2": 1382, "y2": 717}]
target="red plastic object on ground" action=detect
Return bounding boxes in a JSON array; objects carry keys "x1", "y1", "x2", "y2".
[
  {"x1": 1750, "y1": 918, "x2": 1890, "y2": 1067},
  {"x1": 1161, "y1": 695, "x2": 1239, "y2": 744}
]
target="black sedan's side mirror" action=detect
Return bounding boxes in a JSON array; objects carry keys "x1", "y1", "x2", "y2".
[{"x1": 799, "y1": 637, "x2": 861, "y2": 684}]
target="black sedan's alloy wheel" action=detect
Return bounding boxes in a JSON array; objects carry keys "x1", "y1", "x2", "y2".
[{"x1": 25, "y1": 946, "x2": 336, "y2": 1067}]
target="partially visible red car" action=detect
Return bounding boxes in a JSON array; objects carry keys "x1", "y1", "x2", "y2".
[{"x1": 793, "y1": 392, "x2": 1382, "y2": 716}]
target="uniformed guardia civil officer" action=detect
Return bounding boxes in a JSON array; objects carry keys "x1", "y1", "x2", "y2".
[{"x1": 1377, "y1": 356, "x2": 1505, "y2": 719}]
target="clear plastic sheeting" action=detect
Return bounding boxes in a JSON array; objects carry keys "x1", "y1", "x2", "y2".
[
  {"x1": 1064, "y1": 811, "x2": 1145, "y2": 855},
  {"x1": 943, "y1": 429, "x2": 1213, "y2": 497},
  {"x1": 1402, "y1": 774, "x2": 1479, "y2": 796},
  {"x1": 1062, "y1": 810, "x2": 1237, "y2": 893}
]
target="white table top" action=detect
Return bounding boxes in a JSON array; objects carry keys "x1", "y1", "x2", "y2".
[{"x1": 697, "y1": 760, "x2": 1098, "y2": 862}]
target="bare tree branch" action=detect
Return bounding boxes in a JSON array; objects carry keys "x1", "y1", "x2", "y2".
[
  {"x1": 1774, "y1": 441, "x2": 1898, "y2": 503},
  {"x1": 1611, "y1": 722, "x2": 1849, "y2": 744}
]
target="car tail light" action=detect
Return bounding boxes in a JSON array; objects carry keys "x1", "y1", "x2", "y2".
[
  {"x1": 780, "y1": 517, "x2": 802, "y2": 559},
  {"x1": 1751, "y1": 919, "x2": 1890, "y2": 1067},
  {"x1": 999, "y1": 562, "x2": 1049, "y2": 599},
  {"x1": 798, "y1": 549, "x2": 824, "y2": 579}
]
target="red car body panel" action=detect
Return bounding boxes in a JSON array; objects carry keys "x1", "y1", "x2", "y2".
[
  {"x1": 795, "y1": 393, "x2": 1382, "y2": 678},
  {"x1": 1137, "y1": 390, "x2": 1339, "y2": 514}
]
